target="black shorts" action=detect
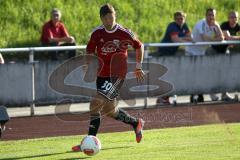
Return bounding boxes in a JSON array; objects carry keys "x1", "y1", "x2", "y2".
[{"x1": 96, "y1": 77, "x2": 124, "y2": 100}]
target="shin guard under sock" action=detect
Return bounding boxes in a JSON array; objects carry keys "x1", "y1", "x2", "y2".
[
  {"x1": 115, "y1": 109, "x2": 138, "y2": 128},
  {"x1": 88, "y1": 113, "x2": 101, "y2": 136}
]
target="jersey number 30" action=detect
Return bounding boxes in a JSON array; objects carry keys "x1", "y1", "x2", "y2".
[{"x1": 101, "y1": 81, "x2": 113, "y2": 92}]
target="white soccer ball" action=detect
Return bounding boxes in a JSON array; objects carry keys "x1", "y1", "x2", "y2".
[{"x1": 80, "y1": 135, "x2": 101, "y2": 156}]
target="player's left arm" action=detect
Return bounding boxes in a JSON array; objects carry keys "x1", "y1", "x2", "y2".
[
  {"x1": 135, "y1": 43, "x2": 145, "y2": 83},
  {"x1": 127, "y1": 29, "x2": 145, "y2": 82}
]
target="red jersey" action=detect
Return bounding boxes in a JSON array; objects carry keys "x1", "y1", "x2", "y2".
[
  {"x1": 40, "y1": 20, "x2": 69, "y2": 45},
  {"x1": 87, "y1": 24, "x2": 142, "y2": 78}
]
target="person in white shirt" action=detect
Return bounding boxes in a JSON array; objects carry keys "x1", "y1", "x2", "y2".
[
  {"x1": 186, "y1": 8, "x2": 224, "y2": 56},
  {"x1": 186, "y1": 8, "x2": 224, "y2": 103}
]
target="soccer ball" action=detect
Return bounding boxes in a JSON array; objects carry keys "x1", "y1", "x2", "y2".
[{"x1": 80, "y1": 135, "x2": 101, "y2": 156}]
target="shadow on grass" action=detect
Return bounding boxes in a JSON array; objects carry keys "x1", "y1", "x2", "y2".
[
  {"x1": 101, "y1": 145, "x2": 133, "y2": 151},
  {"x1": 60, "y1": 158, "x2": 89, "y2": 160},
  {"x1": 0, "y1": 151, "x2": 89, "y2": 160},
  {"x1": 59, "y1": 146, "x2": 134, "y2": 160},
  {"x1": 0, "y1": 146, "x2": 133, "y2": 160}
]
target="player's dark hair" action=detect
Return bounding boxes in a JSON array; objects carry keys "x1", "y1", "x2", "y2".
[{"x1": 100, "y1": 3, "x2": 115, "y2": 17}]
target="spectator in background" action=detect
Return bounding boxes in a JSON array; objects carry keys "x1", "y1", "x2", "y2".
[
  {"x1": 186, "y1": 8, "x2": 224, "y2": 103},
  {"x1": 212, "y1": 11, "x2": 240, "y2": 54},
  {"x1": 186, "y1": 8, "x2": 224, "y2": 56},
  {"x1": 156, "y1": 11, "x2": 192, "y2": 105},
  {"x1": 157, "y1": 11, "x2": 192, "y2": 56},
  {"x1": 0, "y1": 53, "x2": 4, "y2": 64},
  {"x1": 210, "y1": 11, "x2": 240, "y2": 102},
  {"x1": 40, "y1": 8, "x2": 76, "y2": 60}
]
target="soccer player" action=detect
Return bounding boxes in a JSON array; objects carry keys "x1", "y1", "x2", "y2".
[{"x1": 72, "y1": 3, "x2": 145, "y2": 152}]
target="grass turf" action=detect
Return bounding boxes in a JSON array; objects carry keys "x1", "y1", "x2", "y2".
[{"x1": 0, "y1": 123, "x2": 240, "y2": 160}]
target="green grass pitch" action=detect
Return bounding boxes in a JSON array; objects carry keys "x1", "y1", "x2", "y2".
[{"x1": 0, "y1": 123, "x2": 240, "y2": 160}]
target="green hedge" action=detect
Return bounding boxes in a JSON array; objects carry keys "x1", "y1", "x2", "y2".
[{"x1": 0, "y1": 0, "x2": 239, "y2": 48}]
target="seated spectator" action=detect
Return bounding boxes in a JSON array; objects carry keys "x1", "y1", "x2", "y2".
[
  {"x1": 186, "y1": 8, "x2": 224, "y2": 56},
  {"x1": 212, "y1": 11, "x2": 240, "y2": 54},
  {"x1": 156, "y1": 11, "x2": 192, "y2": 105},
  {"x1": 40, "y1": 8, "x2": 76, "y2": 60},
  {"x1": 157, "y1": 11, "x2": 192, "y2": 56},
  {"x1": 211, "y1": 11, "x2": 240, "y2": 102},
  {"x1": 0, "y1": 53, "x2": 4, "y2": 64},
  {"x1": 186, "y1": 8, "x2": 224, "y2": 103}
]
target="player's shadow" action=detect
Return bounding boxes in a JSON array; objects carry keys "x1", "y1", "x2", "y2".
[
  {"x1": 0, "y1": 151, "x2": 89, "y2": 160},
  {"x1": 0, "y1": 147, "x2": 133, "y2": 160},
  {"x1": 59, "y1": 146, "x2": 133, "y2": 160},
  {"x1": 101, "y1": 146, "x2": 133, "y2": 151},
  {"x1": 60, "y1": 158, "x2": 89, "y2": 160}
]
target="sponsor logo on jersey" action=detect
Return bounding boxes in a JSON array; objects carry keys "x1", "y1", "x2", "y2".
[{"x1": 101, "y1": 40, "x2": 133, "y2": 55}]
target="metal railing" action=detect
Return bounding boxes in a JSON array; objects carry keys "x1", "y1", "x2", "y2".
[
  {"x1": 144, "y1": 41, "x2": 240, "y2": 47},
  {"x1": 1, "y1": 40, "x2": 239, "y2": 61},
  {"x1": 0, "y1": 41, "x2": 240, "y2": 115}
]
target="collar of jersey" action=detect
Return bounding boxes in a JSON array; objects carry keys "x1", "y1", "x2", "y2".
[{"x1": 104, "y1": 24, "x2": 119, "y2": 33}]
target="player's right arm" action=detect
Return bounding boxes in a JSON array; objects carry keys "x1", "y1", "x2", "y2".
[
  {"x1": 135, "y1": 44, "x2": 145, "y2": 83},
  {"x1": 84, "y1": 31, "x2": 98, "y2": 71}
]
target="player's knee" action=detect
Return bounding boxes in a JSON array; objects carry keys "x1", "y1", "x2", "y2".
[
  {"x1": 103, "y1": 106, "x2": 118, "y2": 118},
  {"x1": 90, "y1": 105, "x2": 102, "y2": 115},
  {"x1": 89, "y1": 98, "x2": 105, "y2": 114},
  {"x1": 105, "y1": 111, "x2": 116, "y2": 118}
]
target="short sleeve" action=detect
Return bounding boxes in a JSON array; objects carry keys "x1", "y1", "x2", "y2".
[
  {"x1": 237, "y1": 24, "x2": 240, "y2": 32},
  {"x1": 60, "y1": 23, "x2": 69, "y2": 37},
  {"x1": 41, "y1": 23, "x2": 53, "y2": 43},
  {"x1": 132, "y1": 38, "x2": 142, "y2": 49},
  {"x1": 168, "y1": 23, "x2": 179, "y2": 36},
  {"x1": 220, "y1": 22, "x2": 227, "y2": 30},
  {"x1": 126, "y1": 29, "x2": 142, "y2": 49},
  {"x1": 86, "y1": 32, "x2": 97, "y2": 53},
  {"x1": 198, "y1": 20, "x2": 205, "y2": 35},
  {"x1": 184, "y1": 23, "x2": 191, "y2": 33}
]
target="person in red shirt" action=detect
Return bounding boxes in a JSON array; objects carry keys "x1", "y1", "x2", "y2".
[
  {"x1": 40, "y1": 8, "x2": 76, "y2": 60},
  {"x1": 72, "y1": 3, "x2": 145, "y2": 152}
]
